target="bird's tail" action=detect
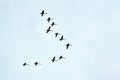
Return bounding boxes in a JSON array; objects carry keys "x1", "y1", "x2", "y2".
[
  {"x1": 63, "y1": 39, "x2": 66, "y2": 40},
  {"x1": 51, "y1": 18, "x2": 54, "y2": 20},
  {"x1": 63, "y1": 57, "x2": 66, "y2": 59},
  {"x1": 46, "y1": 31, "x2": 48, "y2": 33},
  {"x1": 58, "y1": 33, "x2": 62, "y2": 35},
  {"x1": 55, "y1": 60, "x2": 58, "y2": 61},
  {"x1": 38, "y1": 63, "x2": 42, "y2": 65},
  {"x1": 59, "y1": 38, "x2": 66, "y2": 41},
  {"x1": 50, "y1": 30, "x2": 53, "y2": 32},
  {"x1": 61, "y1": 39, "x2": 66, "y2": 41}
]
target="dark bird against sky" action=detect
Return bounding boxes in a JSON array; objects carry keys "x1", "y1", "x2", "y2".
[
  {"x1": 47, "y1": 17, "x2": 54, "y2": 23},
  {"x1": 59, "y1": 55, "x2": 66, "y2": 60},
  {"x1": 34, "y1": 62, "x2": 41, "y2": 66},
  {"x1": 54, "y1": 33, "x2": 61, "y2": 38},
  {"x1": 46, "y1": 26, "x2": 53, "y2": 33},
  {"x1": 23, "y1": 63, "x2": 29, "y2": 66},
  {"x1": 40, "y1": 10, "x2": 48, "y2": 17},
  {"x1": 59, "y1": 35, "x2": 66, "y2": 41},
  {"x1": 51, "y1": 56, "x2": 57, "y2": 62},
  {"x1": 65, "y1": 43, "x2": 72, "y2": 49},
  {"x1": 51, "y1": 22, "x2": 57, "y2": 27}
]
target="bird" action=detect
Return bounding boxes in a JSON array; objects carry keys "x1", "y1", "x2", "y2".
[
  {"x1": 51, "y1": 22, "x2": 57, "y2": 27},
  {"x1": 51, "y1": 56, "x2": 57, "y2": 62},
  {"x1": 54, "y1": 32, "x2": 61, "y2": 38},
  {"x1": 59, "y1": 35, "x2": 66, "y2": 41},
  {"x1": 46, "y1": 26, "x2": 53, "y2": 33},
  {"x1": 23, "y1": 63, "x2": 29, "y2": 66},
  {"x1": 47, "y1": 17, "x2": 54, "y2": 23},
  {"x1": 65, "y1": 43, "x2": 72, "y2": 49},
  {"x1": 40, "y1": 10, "x2": 48, "y2": 17},
  {"x1": 59, "y1": 55, "x2": 66, "y2": 60},
  {"x1": 34, "y1": 62, "x2": 41, "y2": 66}
]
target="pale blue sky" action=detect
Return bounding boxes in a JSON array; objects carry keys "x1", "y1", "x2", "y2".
[{"x1": 0, "y1": 0, "x2": 120, "y2": 80}]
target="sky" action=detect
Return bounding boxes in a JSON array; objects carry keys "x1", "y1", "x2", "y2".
[{"x1": 0, "y1": 0, "x2": 120, "y2": 80}]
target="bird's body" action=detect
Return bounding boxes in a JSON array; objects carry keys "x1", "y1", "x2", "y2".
[
  {"x1": 66, "y1": 43, "x2": 72, "y2": 49},
  {"x1": 34, "y1": 62, "x2": 41, "y2": 66},
  {"x1": 47, "y1": 17, "x2": 54, "y2": 23},
  {"x1": 23, "y1": 63, "x2": 28, "y2": 66},
  {"x1": 46, "y1": 26, "x2": 53, "y2": 33},
  {"x1": 40, "y1": 10, "x2": 48, "y2": 17},
  {"x1": 54, "y1": 33, "x2": 61, "y2": 37},
  {"x1": 51, "y1": 22, "x2": 57, "y2": 27},
  {"x1": 59, "y1": 35, "x2": 66, "y2": 41},
  {"x1": 51, "y1": 56, "x2": 57, "y2": 62},
  {"x1": 59, "y1": 56, "x2": 66, "y2": 60}
]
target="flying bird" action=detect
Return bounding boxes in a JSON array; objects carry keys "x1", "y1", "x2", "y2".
[
  {"x1": 34, "y1": 62, "x2": 41, "y2": 66},
  {"x1": 40, "y1": 10, "x2": 48, "y2": 17},
  {"x1": 59, "y1": 35, "x2": 66, "y2": 41},
  {"x1": 46, "y1": 26, "x2": 53, "y2": 33},
  {"x1": 65, "y1": 43, "x2": 72, "y2": 49},
  {"x1": 51, "y1": 22, "x2": 57, "y2": 27},
  {"x1": 59, "y1": 55, "x2": 66, "y2": 60},
  {"x1": 47, "y1": 17, "x2": 54, "y2": 23},
  {"x1": 54, "y1": 33, "x2": 61, "y2": 37},
  {"x1": 23, "y1": 63, "x2": 29, "y2": 66},
  {"x1": 51, "y1": 56, "x2": 57, "y2": 62}
]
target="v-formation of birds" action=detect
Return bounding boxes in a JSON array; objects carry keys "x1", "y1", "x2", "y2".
[{"x1": 23, "y1": 10, "x2": 72, "y2": 67}]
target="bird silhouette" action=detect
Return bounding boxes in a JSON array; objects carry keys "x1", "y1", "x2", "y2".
[
  {"x1": 47, "y1": 17, "x2": 54, "y2": 23},
  {"x1": 59, "y1": 35, "x2": 66, "y2": 41},
  {"x1": 65, "y1": 43, "x2": 72, "y2": 49},
  {"x1": 59, "y1": 55, "x2": 66, "y2": 60},
  {"x1": 51, "y1": 56, "x2": 57, "y2": 62},
  {"x1": 23, "y1": 63, "x2": 29, "y2": 66},
  {"x1": 34, "y1": 62, "x2": 41, "y2": 66},
  {"x1": 51, "y1": 22, "x2": 57, "y2": 27},
  {"x1": 46, "y1": 26, "x2": 53, "y2": 33},
  {"x1": 40, "y1": 10, "x2": 48, "y2": 17},
  {"x1": 54, "y1": 33, "x2": 61, "y2": 37}
]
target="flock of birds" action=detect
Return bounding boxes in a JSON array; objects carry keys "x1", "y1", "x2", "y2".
[{"x1": 23, "y1": 10, "x2": 72, "y2": 66}]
